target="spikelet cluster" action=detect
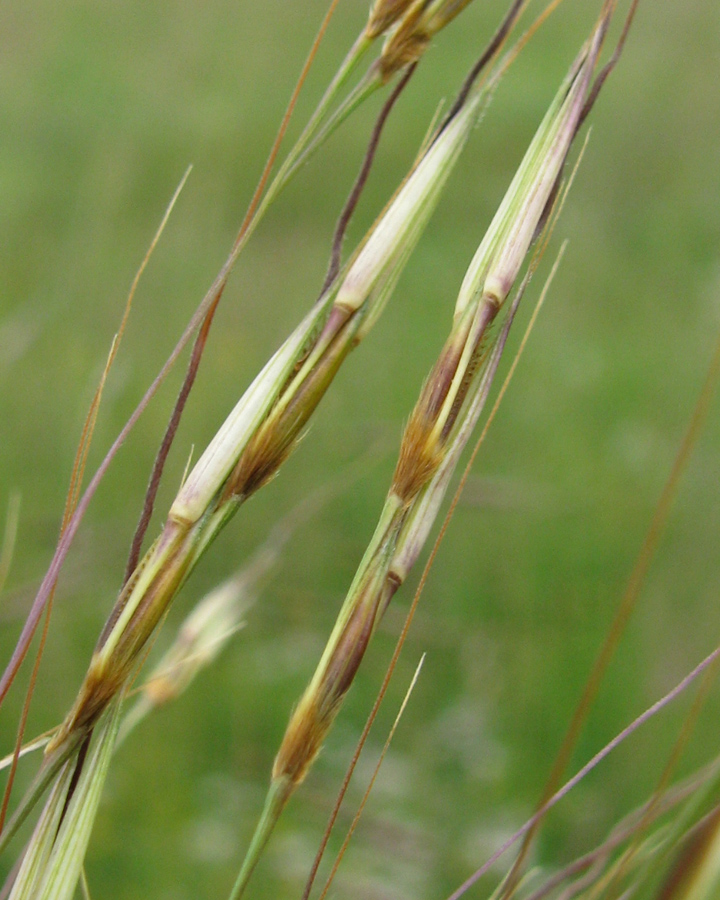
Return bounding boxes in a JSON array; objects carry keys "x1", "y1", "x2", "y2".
[
  {"x1": 46, "y1": 56, "x2": 493, "y2": 757},
  {"x1": 269, "y1": 1, "x2": 615, "y2": 810}
]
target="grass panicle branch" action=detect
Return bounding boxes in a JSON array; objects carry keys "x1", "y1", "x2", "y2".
[
  {"x1": 0, "y1": 0, "x2": 427, "y2": 720},
  {"x1": 298, "y1": 250, "x2": 553, "y2": 900}
]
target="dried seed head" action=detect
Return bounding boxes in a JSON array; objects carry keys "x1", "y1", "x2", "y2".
[
  {"x1": 366, "y1": 0, "x2": 417, "y2": 39},
  {"x1": 378, "y1": 0, "x2": 477, "y2": 81},
  {"x1": 392, "y1": 411, "x2": 444, "y2": 506},
  {"x1": 221, "y1": 421, "x2": 298, "y2": 503},
  {"x1": 272, "y1": 499, "x2": 401, "y2": 787},
  {"x1": 378, "y1": 2, "x2": 430, "y2": 81},
  {"x1": 391, "y1": 318, "x2": 469, "y2": 503},
  {"x1": 47, "y1": 521, "x2": 195, "y2": 752},
  {"x1": 272, "y1": 692, "x2": 327, "y2": 787}
]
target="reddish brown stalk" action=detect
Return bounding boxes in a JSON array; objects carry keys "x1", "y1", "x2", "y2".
[
  {"x1": 0, "y1": 384, "x2": 100, "y2": 829},
  {"x1": 501, "y1": 309, "x2": 720, "y2": 900},
  {"x1": 66, "y1": 379, "x2": 106, "y2": 525},
  {"x1": 298, "y1": 585, "x2": 411, "y2": 900},
  {"x1": 1, "y1": 420, "x2": 99, "y2": 829},
  {"x1": 67, "y1": 170, "x2": 192, "y2": 526},
  {"x1": 0, "y1": 0, "x2": 340, "y2": 714},
  {"x1": 0, "y1": 329, "x2": 195, "y2": 710},
  {"x1": 124, "y1": 0, "x2": 342, "y2": 579},
  {"x1": 0, "y1": 170, "x2": 190, "y2": 831},
  {"x1": 436, "y1": 0, "x2": 527, "y2": 139},
  {"x1": 322, "y1": 63, "x2": 417, "y2": 295},
  {"x1": 67, "y1": 171, "x2": 189, "y2": 529},
  {"x1": 316, "y1": 656, "x2": 425, "y2": 900},
  {"x1": 234, "y1": 1, "x2": 344, "y2": 251},
  {"x1": 0, "y1": 603, "x2": 52, "y2": 835},
  {"x1": 123, "y1": 289, "x2": 222, "y2": 581},
  {"x1": 523, "y1": 769, "x2": 720, "y2": 900},
  {"x1": 440, "y1": 0, "x2": 568, "y2": 154},
  {"x1": 577, "y1": 0, "x2": 640, "y2": 134}
]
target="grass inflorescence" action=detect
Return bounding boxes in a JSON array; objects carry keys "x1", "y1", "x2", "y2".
[{"x1": 4, "y1": 1, "x2": 720, "y2": 899}]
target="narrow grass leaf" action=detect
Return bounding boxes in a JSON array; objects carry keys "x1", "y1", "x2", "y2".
[{"x1": 32, "y1": 699, "x2": 122, "y2": 900}]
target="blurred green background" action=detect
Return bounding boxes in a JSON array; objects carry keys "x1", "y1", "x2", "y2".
[{"x1": 2, "y1": 0, "x2": 720, "y2": 897}]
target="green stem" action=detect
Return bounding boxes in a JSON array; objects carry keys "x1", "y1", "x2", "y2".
[
  {"x1": 0, "y1": 731, "x2": 84, "y2": 856},
  {"x1": 253, "y1": 33, "x2": 374, "y2": 221},
  {"x1": 228, "y1": 776, "x2": 293, "y2": 900},
  {"x1": 278, "y1": 67, "x2": 382, "y2": 193}
]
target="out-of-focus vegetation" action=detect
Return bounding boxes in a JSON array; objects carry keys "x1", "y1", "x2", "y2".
[{"x1": 1, "y1": 1, "x2": 720, "y2": 897}]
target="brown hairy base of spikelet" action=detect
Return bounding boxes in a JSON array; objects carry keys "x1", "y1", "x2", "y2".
[
  {"x1": 273, "y1": 585, "x2": 378, "y2": 786},
  {"x1": 392, "y1": 411, "x2": 443, "y2": 505}
]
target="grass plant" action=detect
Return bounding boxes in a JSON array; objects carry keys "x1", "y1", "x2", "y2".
[{"x1": 2, "y1": 0, "x2": 720, "y2": 898}]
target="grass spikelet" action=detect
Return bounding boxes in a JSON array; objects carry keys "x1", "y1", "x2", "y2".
[{"x1": 273, "y1": 549, "x2": 393, "y2": 787}]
